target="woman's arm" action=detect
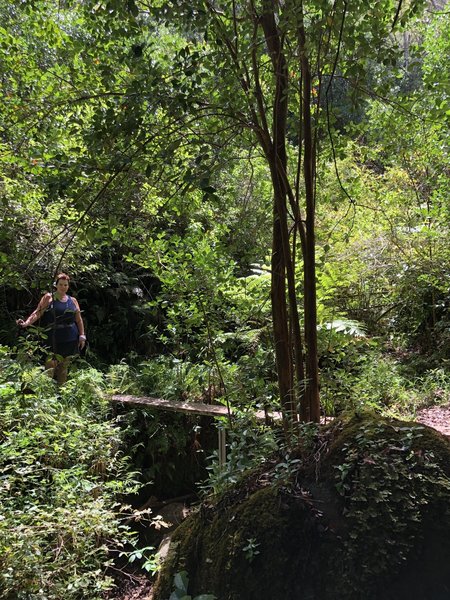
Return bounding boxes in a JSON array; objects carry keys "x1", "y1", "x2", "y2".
[
  {"x1": 17, "y1": 293, "x2": 52, "y2": 328},
  {"x1": 72, "y1": 297, "x2": 86, "y2": 348}
]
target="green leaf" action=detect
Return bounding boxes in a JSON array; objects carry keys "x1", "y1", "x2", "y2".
[{"x1": 173, "y1": 571, "x2": 189, "y2": 593}]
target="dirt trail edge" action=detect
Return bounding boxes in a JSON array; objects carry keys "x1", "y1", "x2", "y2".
[{"x1": 416, "y1": 404, "x2": 450, "y2": 437}]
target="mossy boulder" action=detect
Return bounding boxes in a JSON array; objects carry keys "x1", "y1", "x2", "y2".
[{"x1": 153, "y1": 413, "x2": 450, "y2": 600}]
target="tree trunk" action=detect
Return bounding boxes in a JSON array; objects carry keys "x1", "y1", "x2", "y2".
[
  {"x1": 271, "y1": 200, "x2": 295, "y2": 426},
  {"x1": 299, "y1": 11, "x2": 320, "y2": 423},
  {"x1": 261, "y1": 6, "x2": 300, "y2": 425}
]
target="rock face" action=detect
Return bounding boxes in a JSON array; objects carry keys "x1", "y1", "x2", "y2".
[{"x1": 153, "y1": 414, "x2": 450, "y2": 600}]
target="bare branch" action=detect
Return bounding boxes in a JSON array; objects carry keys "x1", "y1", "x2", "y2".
[{"x1": 392, "y1": 0, "x2": 403, "y2": 30}]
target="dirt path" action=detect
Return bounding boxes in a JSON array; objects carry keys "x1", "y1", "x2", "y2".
[{"x1": 416, "y1": 403, "x2": 450, "y2": 437}]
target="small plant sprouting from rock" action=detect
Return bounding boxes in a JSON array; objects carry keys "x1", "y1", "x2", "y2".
[
  {"x1": 242, "y1": 537, "x2": 261, "y2": 563},
  {"x1": 170, "y1": 570, "x2": 217, "y2": 600}
]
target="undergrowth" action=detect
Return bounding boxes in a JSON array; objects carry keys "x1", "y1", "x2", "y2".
[{"x1": 0, "y1": 346, "x2": 141, "y2": 600}]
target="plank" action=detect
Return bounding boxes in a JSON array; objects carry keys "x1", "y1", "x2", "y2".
[
  {"x1": 110, "y1": 394, "x2": 281, "y2": 421},
  {"x1": 110, "y1": 394, "x2": 231, "y2": 418}
]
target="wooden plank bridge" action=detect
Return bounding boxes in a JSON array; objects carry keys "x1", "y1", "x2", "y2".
[
  {"x1": 110, "y1": 394, "x2": 233, "y2": 418},
  {"x1": 110, "y1": 394, "x2": 281, "y2": 465}
]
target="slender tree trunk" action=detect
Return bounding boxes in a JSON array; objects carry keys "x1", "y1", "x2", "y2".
[
  {"x1": 230, "y1": 0, "x2": 317, "y2": 426},
  {"x1": 299, "y1": 11, "x2": 320, "y2": 423},
  {"x1": 261, "y1": 5, "x2": 301, "y2": 425},
  {"x1": 271, "y1": 199, "x2": 295, "y2": 426}
]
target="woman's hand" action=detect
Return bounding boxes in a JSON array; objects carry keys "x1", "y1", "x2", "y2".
[
  {"x1": 78, "y1": 335, "x2": 87, "y2": 349},
  {"x1": 16, "y1": 318, "x2": 27, "y2": 328}
]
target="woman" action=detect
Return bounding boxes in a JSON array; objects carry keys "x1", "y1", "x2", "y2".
[{"x1": 17, "y1": 273, "x2": 86, "y2": 385}]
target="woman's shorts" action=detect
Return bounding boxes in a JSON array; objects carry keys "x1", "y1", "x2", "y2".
[{"x1": 47, "y1": 340, "x2": 79, "y2": 358}]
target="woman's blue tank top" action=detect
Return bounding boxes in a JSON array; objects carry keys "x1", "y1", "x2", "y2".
[{"x1": 42, "y1": 296, "x2": 79, "y2": 344}]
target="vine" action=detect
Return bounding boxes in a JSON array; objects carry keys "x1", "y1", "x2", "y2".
[{"x1": 333, "y1": 419, "x2": 450, "y2": 596}]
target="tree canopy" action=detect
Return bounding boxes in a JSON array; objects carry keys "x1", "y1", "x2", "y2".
[{"x1": 1, "y1": 0, "x2": 448, "y2": 413}]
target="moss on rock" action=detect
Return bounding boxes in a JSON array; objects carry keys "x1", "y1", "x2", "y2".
[{"x1": 153, "y1": 413, "x2": 450, "y2": 600}]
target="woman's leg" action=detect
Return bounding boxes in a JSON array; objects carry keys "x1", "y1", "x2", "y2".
[
  {"x1": 44, "y1": 357, "x2": 57, "y2": 379},
  {"x1": 51, "y1": 340, "x2": 78, "y2": 385},
  {"x1": 54, "y1": 356, "x2": 71, "y2": 385}
]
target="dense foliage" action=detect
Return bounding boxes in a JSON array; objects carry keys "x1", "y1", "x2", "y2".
[
  {"x1": 0, "y1": 0, "x2": 449, "y2": 596},
  {"x1": 1, "y1": 0, "x2": 447, "y2": 367},
  {"x1": 0, "y1": 346, "x2": 143, "y2": 598}
]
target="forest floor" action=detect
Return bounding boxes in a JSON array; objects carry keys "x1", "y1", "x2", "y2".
[
  {"x1": 106, "y1": 573, "x2": 153, "y2": 600},
  {"x1": 108, "y1": 402, "x2": 450, "y2": 600},
  {"x1": 416, "y1": 402, "x2": 450, "y2": 437}
]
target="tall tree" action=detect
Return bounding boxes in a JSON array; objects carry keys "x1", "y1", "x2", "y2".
[{"x1": 144, "y1": 0, "x2": 425, "y2": 424}]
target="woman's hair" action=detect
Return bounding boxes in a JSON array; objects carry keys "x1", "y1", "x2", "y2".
[{"x1": 55, "y1": 273, "x2": 70, "y2": 284}]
